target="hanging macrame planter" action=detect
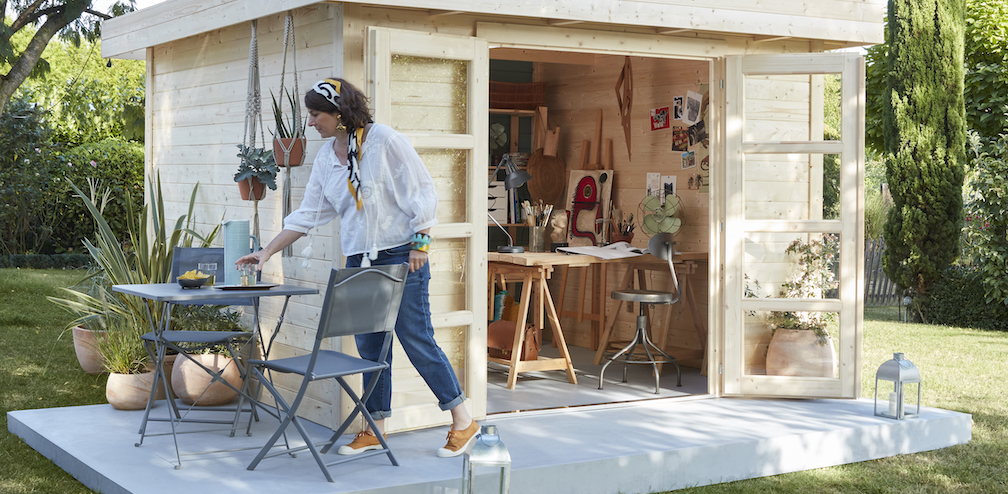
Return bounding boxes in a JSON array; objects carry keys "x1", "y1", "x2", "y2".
[
  {"x1": 237, "y1": 18, "x2": 275, "y2": 241},
  {"x1": 272, "y1": 11, "x2": 305, "y2": 256}
]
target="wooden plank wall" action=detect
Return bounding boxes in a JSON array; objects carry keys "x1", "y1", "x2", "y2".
[
  {"x1": 148, "y1": 5, "x2": 345, "y2": 427},
  {"x1": 539, "y1": 55, "x2": 711, "y2": 363}
]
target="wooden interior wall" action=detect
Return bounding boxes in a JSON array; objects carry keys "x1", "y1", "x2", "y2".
[
  {"x1": 148, "y1": 5, "x2": 343, "y2": 428},
  {"x1": 539, "y1": 55, "x2": 711, "y2": 365}
]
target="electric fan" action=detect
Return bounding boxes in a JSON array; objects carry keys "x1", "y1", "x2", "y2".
[
  {"x1": 489, "y1": 123, "x2": 508, "y2": 151},
  {"x1": 638, "y1": 194, "x2": 683, "y2": 236}
]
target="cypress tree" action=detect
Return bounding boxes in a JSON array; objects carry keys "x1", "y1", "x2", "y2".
[{"x1": 882, "y1": 0, "x2": 967, "y2": 297}]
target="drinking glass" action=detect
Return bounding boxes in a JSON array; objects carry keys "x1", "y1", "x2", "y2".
[
  {"x1": 240, "y1": 265, "x2": 255, "y2": 286},
  {"x1": 197, "y1": 262, "x2": 217, "y2": 285}
]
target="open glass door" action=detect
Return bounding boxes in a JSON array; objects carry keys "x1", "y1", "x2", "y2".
[
  {"x1": 366, "y1": 27, "x2": 489, "y2": 429},
  {"x1": 723, "y1": 53, "x2": 865, "y2": 398}
]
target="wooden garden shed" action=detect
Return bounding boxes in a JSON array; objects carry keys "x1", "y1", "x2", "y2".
[{"x1": 102, "y1": 0, "x2": 881, "y2": 434}]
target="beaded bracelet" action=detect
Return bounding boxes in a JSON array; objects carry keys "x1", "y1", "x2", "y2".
[{"x1": 410, "y1": 233, "x2": 431, "y2": 253}]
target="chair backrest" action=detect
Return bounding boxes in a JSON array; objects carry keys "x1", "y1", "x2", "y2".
[
  {"x1": 171, "y1": 247, "x2": 255, "y2": 306},
  {"x1": 171, "y1": 247, "x2": 225, "y2": 282},
  {"x1": 316, "y1": 264, "x2": 408, "y2": 340},
  {"x1": 648, "y1": 233, "x2": 681, "y2": 303}
]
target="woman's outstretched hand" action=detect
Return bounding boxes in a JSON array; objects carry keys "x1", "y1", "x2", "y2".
[{"x1": 236, "y1": 250, "x2": 270, "y2": 272}]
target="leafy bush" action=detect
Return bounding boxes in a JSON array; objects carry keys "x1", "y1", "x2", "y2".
[
  {"x1": 0, "y1": 254, "x2": 92, "y2": 269},
  {"x1": 0, "y1": 97, "x2": 65, "y2": 256},
  {"x1": 53, "y1": 139, "x2": 144, "y2": 253},
  {"x1": 922, "y1": 265, "x2": 1008, "y2": 331},
  {"x1": 960, "y1": 131, "x2": 1008, "y2": 303},
  {"x1": 0, "y1": 94, "x2": 143, "y2": 255}
]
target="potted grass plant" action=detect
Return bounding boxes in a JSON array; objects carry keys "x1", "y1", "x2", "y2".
[
  {"x1": 270, "y1": 88, "x2": 307, "y2": 168},
  {"x1": 48, "y1": 175, "x2": 220, "y2": 405},
  {"x1": 100, "y1": 316, "x2": 160, "y2": 410}
]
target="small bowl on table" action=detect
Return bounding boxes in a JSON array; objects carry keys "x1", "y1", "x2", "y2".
[{"x1": 177, "y1": 277, "x2": 210, "y2": 289}]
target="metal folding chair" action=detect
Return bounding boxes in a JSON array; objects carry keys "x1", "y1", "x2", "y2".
[{"x1": 246, "y1": 264, "x2": 408, "y2": 482}]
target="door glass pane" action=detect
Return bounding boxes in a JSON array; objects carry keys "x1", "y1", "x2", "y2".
[
  {"x1": 744, "y1": 232, "x2": 840, "y2": 300},
  {"x1": 390, "y1": 55, "x2": 468, "y2": 134},
  {"x1": 744, "y1": 311, "x2": 839, "y2": 377},
  {"x1": 742, "y1": 72, "x2": 842, "y2": 142},
  {"x1": 743, "y1": 153, "x2": 840, "y2": 221},
  {"x1": 416, "y1": 149, "x2": 468, "y2": 224}
]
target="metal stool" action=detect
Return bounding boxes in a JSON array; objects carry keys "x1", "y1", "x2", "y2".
[{"x1": 599, "y1": 233, "x2": 682, "y2": 393}]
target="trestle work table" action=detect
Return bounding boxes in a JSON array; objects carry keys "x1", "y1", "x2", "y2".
[
  {"x1": 110, "y1": 282, "x2": 318, "y2": 469},
  {"x1": 488, "y1": 250, "x2": 708, "y2": 388},
  {"x1": 487, "y1": 252, "x2": 599, "y2": 389}
]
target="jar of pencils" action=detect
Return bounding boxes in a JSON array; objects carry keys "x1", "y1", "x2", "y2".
[
  {"x1": 528, "y1": 226, "x2": 547, "y2": 252},
  {"x1": 611, "y1": 232, "x2": 634, "y2": 244}
]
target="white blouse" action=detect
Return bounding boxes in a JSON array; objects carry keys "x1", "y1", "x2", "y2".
[{"x1": 283, "y1": 124, "x2": 438, "y2": 256}]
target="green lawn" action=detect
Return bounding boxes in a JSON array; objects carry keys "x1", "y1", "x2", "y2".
[
  {"x1": 1, "y1": 269, "x2": 1004, "y2": 493},
  {"x1": 1, "y1": 268, "x2": 107, "y2": 494}
]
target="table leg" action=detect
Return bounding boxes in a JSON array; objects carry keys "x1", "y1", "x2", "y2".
[
  {"x1": 506, "y1": 270, "x2": 535, "y2": 390},
  {"x1": 594, "y1": 265, "x2": 635, "y2": 365},
  {"x1": 540, "y1": 269, "x2": 578, "y2": 385}
]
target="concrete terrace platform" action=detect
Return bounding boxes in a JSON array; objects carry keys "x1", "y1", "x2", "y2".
[{"x1": 9, "y1": 396, "x2": 970, "y2": 494}]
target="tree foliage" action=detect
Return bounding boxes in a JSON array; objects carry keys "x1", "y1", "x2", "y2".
[
  {"x1": 881, "y1": 0, "x2": 967, "y2": 297},
  {"x1": 868, "y1": 0, "x2": 1008, "y2": 152},
  {"x1": 0, "y1": 0, "x2": 135, "y2": 115},
  {"x1": 17, "y1": 37, "x2": 144, "y2": 146}
]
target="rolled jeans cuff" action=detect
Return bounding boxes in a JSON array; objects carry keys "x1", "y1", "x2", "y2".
[{"x1": 439, "y1": 393, "x2": 466, "y2": 412}]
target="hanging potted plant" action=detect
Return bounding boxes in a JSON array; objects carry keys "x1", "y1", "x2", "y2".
[
  {"x1": 271, "y1": 88, "x2": 307, "y2": 167},
  {"x1": 234, "y1": 144, "x2": 278, "y2": 201},
  {"x1": 763, "y1": 234, "x2": 840, "y2": 377}
]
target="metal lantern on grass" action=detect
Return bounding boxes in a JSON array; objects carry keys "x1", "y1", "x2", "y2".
[
  {"x1": 462, "y1": 425, "x2": 511, "y2": 494},
  {"x1": 874, "y1": 352, "x2": 921, "y2": 419}
]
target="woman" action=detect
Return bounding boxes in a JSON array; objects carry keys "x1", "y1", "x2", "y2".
[{"x1": 236, "y1": 77, "x2": 477, "y2": 458}]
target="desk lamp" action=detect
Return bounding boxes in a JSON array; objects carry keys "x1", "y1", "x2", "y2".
[{"x1": 488, "y1": 154, "x2": 532, "y2": 253}]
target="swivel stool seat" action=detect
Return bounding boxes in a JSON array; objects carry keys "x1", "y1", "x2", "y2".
[{"x1": 598, "y1": 233, "x2": 682, "y2": 393}]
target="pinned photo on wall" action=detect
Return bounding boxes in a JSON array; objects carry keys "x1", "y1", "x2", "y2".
[
  {"x1": 673, "y1": 96, "x2": 684, "y2": 120},
  {"x1": 683, "y1": 90, "x2": 703, "y2": 125},
  {"x1": 671, "y1": 126, "x2": 688, "y2": 151},
  {"x1": 661, "y1": 175, "x2": 677, "y2": 202},
  {"x1": 689, "y1": 119, "x2": 707, "y2": 147},
  {"x1": 646, "y1": 172, "x2": 661, "y2": 198},
  {"x1": 681, "y1": 151, "x2": 696, "y2": 170},
  {"x1": 650, "y1": 106, "x2": 670, "y2": 131}
]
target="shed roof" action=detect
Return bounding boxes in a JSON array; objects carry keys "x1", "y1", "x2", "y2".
[{"x1": 102, "y1": 0, "x2": 885, "y2": 59}]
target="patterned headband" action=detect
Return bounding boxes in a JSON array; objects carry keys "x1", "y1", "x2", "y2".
[{"x1": 311, "y1": 78, "x2": 341, "y2": 109}]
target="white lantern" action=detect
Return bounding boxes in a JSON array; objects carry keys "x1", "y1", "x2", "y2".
[
  {"x1": 462, "y1": 425, "x2": 511, "y2": 494},
  {"x1": 874, "y1": 352, "x2": 921, "y2": 419}
]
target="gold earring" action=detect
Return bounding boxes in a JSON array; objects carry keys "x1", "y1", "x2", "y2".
[{"x1": 336, "y1": 116, "x2": 346, "y2": 131}]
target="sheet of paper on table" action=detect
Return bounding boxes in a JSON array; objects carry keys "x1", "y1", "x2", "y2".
[{"x1": 557, "y1": 241, "x2": 645, "y2": 260}]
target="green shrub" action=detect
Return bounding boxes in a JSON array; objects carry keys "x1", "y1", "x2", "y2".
[
  {"x1": 0, "y1": 254, "x2": 92, "y2": 269},
  {"x1": 0, "y1": 97, "x2": 65, "y2": 256},
  {"x1": 923, "y1": 265, "x2": 1008, "y2": 331},
  {"x1": 51, "y1": 139, "x2": 144, "y2": 254}
]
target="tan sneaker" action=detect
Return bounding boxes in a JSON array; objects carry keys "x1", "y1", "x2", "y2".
[
  {"x1": 436, "y1": 420, "x2": 479, "y2": 458},
  {"x1": 337, "y1": 430, "x2": 386, "y2": 455}
]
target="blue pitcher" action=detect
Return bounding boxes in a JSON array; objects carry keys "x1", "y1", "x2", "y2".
[{"x1": 222, "y1": 219, "x2": 259, "y2": 286}]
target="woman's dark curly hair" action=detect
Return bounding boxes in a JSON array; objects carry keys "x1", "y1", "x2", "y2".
[{"x1": 305, "y1": 77, "x2": 373, "y2": 129}]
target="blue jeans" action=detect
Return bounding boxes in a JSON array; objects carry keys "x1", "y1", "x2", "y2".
[{"x1": 347, "y1": 244, "x2": 466, "y2": 420}]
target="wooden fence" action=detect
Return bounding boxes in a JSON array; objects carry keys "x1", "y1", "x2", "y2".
[{"x1": 864, "y1": 237, "x2": 900, "y2": 307}]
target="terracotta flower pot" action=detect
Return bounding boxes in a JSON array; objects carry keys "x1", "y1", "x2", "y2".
[
  {"x1": 765, "y1": 328, "x2": 837, "y2": 377},
  {"x1": 272, "y1": 137, "x2": 306, "y2": 167},
  {"x1": 237, "y1": 177, "x2": 266, "y2": 201},
  {"x1": 171, "y1": 353, "x2": 243, "y2": 406},
  {"x1": 106, "y1": 372, "x2": 159, "y2": 410},
  {"x1": 72, "y1": 325, "x2": 107, "y2": 374}
]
